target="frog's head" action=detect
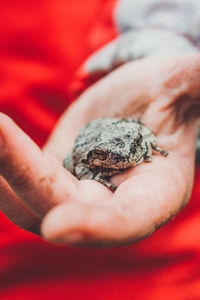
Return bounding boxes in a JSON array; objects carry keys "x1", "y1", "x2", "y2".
[{"x1": 87, "y1": 133, "x2": 143, "y2": 169}]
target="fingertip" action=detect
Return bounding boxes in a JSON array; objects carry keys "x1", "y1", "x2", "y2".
[
  {"x1": 0, "y1": 112, "x2": 11, "y2": 123},
  {"x1": 0, "y1": 113, "x2": 38, "y2": 158},
  {"x1": 0, "y1": 113, "x2": 13, "y2": 155},
  {"x1": 40, "y1": 203, "x2": 83, "y2": 242},
  {"x1": 40, "y1": 200, "x2": 134, "y2": 247},
  {"x1": 40, "y1": 201, "x2": 107, "y2": 245},
  {"x1": 0, "y1": 113, "x2": 16, "y2": 135}
]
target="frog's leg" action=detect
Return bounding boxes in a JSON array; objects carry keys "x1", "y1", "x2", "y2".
[
  {"x1": 74, "y1": 165, "x2": 119, "y2": 192},
  {"x1": 151, "y1": 142, "x2": 168, "y2": 157},
  {"x1": 144, "y1": 142, "x2": 153, "y2": 162},
  {"x1": 74, "y1": 163, "x2": 94, "y2": 180},
  {"x1": 94, "y1": 169, "x2": 124, "y2": 191},
  {"x1": 94, "y1": 173, "x2": 117, "y2": 192}
]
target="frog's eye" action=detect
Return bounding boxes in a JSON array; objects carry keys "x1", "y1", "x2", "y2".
[
  {"x1": 93, "y1": 150, "x2": 107, "y2": 161},
  {"x1": 89, "y1": 150, "x2": 107, "y2": 161}
]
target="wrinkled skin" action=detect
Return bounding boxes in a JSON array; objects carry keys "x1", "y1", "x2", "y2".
[{"x1": 0, "y1": 54, "x2": 200, "y2": 247}]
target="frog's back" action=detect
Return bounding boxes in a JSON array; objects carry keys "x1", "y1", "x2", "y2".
[{"x1": 72, "y1": 118, "x2": 141, "y2": 164}]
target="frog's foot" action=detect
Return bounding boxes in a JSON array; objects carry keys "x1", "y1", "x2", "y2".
[
  {"x1": 74, "y1": 164, "x2": 94, "y2": 180},
  {"x1": 135, "y1": 156, "x2": 144, "y2": 165},
  {"x1": 144, "y1": 155, "x2": 152, "y2": 162},
  {"x1": 151, "y1": 143, "x2": 168, "y2": 157},
  {"x1": 94, "y1": 174, "x2": 117, "y2": 192}
]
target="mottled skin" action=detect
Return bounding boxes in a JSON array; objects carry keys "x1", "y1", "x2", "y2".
[{"x1": 63, "y1": 118, "x2": 168, "y2": 191}]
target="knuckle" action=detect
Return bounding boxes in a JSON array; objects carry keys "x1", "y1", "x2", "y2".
[{"x1": 9, "y1": 166, "x2": 34, "y2": 193}]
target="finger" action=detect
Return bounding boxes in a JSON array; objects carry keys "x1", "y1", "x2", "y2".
[
  {"x1": 41, "y1": 200, "x2": 130, "y2": 247},
  {"x1": 0, "y1": 176, "x2": 41, "y2": 234},
  {"x1": 0, "y1": 113, "x2": 80, "y2": 219}
]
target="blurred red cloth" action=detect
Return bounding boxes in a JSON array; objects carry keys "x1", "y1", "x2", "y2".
[{"x1": 0, "y1": 1, "x2": 200, "y2": 299}]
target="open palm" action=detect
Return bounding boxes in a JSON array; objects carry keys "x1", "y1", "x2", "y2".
[{"x1": 0, "y1": 54, "x2": 200, "y2": 247}]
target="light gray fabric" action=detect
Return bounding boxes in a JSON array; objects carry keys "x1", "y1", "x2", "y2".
[
  {"x1": 85, "y1": 28, "x2": 199, "y2": 74},
  {"x1": 114, "y1": 0, "x2": 200, "y2": 44}
]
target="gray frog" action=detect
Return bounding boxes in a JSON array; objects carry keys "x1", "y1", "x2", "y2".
[{"x1": 63, "y1": 118, "x2": 168, "y2": 191}]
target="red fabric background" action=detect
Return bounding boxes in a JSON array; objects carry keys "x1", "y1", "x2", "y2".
[{"x1": 0, "y1": 0, "x2": 200, "y2": 299}]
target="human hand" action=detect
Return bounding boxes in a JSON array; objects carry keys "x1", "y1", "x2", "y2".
[{"x1": 1, "y1": 54, "x2": 200, "y2": 247}]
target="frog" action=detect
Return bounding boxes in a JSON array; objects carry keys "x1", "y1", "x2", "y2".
[{"x1": 63, "y1": 118, "x2": 168, "y2": 191}]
